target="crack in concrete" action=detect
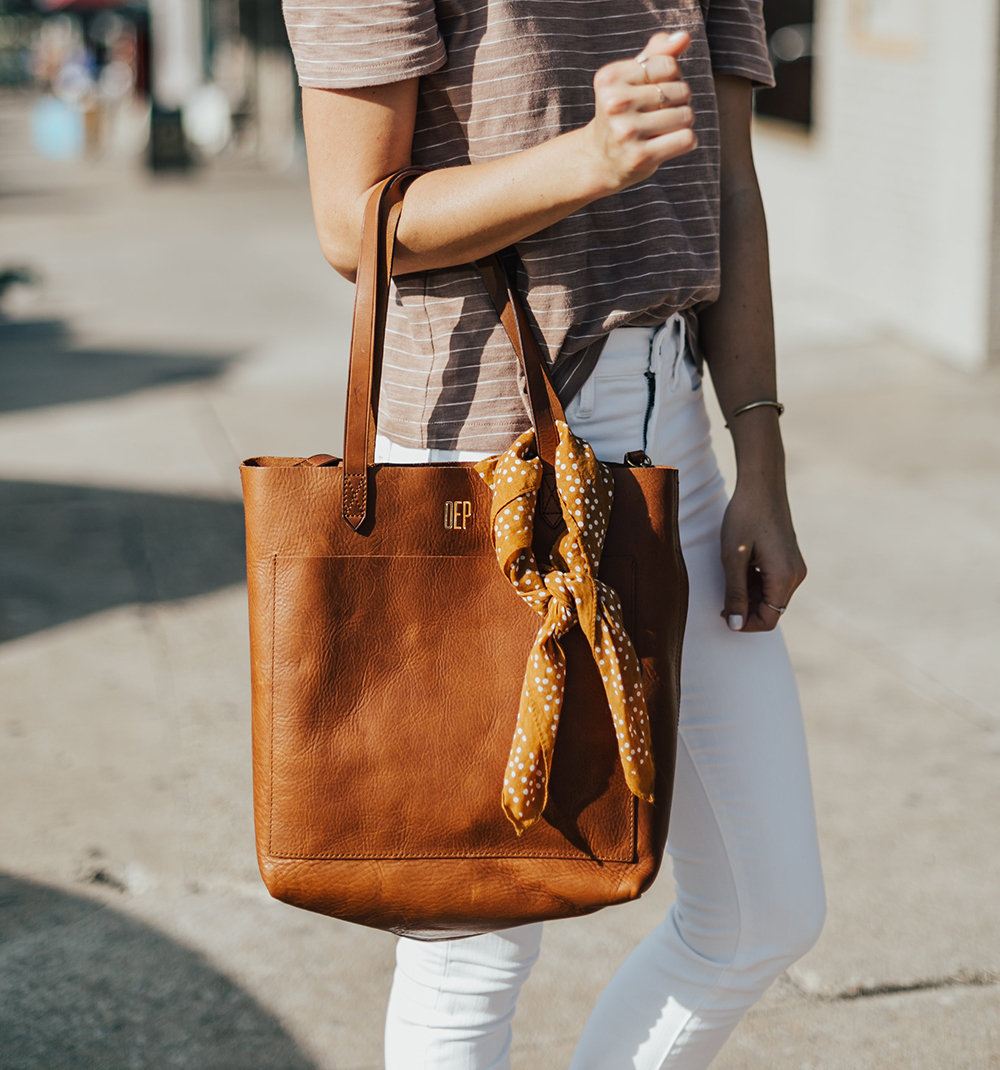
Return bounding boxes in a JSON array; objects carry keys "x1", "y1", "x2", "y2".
[{"x1": 791, "y1": 969, "x2": 999, "y2": 1002}]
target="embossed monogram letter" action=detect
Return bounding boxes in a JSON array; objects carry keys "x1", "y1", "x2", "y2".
[{"x1": 444, "y1": 501, "x2": 472, "y2": 530}]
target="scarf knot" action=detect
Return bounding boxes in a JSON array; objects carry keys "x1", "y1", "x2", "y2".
[{"x1": 476, "y1": 422, "x2": 655, "y2": 834}]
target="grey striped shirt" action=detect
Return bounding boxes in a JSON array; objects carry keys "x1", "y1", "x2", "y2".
[{"x1": 285, "y1": 0, "x2": 774, "y2": 449}]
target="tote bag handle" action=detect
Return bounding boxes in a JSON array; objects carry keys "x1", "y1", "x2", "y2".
[{"x1": 342, "y1": 170, "x2": 567, "y2": 529}]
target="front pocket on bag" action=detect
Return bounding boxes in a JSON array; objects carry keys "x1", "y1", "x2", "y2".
[{"x1": 267, "y1": 553, "x2": 637, "y2": 862}]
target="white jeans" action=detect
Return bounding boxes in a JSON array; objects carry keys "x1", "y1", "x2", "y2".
[{"x1": 375, "y1": 318, "x2": 825, "y2": 1070}]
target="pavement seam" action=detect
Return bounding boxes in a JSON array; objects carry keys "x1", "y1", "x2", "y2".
[
  {"x1": 789, "y1": 968, "x2": 999, "y2": 1003},
  {"x1": 193, "y1": 391, "x2": 246, "y2": 495}
]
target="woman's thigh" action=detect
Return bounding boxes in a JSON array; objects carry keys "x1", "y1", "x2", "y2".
[{"x1": 670, "y1": 537, "x2": 825, "y2": 967}]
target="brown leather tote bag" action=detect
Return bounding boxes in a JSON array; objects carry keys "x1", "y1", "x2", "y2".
[{"x1": 240, "y1": 171, "x2": 689, "y2": 939}]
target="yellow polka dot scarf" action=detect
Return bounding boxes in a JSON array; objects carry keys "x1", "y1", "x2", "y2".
[{"x1": 475, "y1": 421, "x2": 655, "y2": 834}]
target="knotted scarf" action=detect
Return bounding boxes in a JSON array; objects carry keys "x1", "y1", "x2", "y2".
[{"x1": 475, "y1": 421, "x2": 655, "y2": 834}]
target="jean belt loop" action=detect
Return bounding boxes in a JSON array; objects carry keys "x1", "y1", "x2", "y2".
[
  {"x1": 642, "y1": 316, "x2": 677, "y2": 455},
  {"x1": 576, "y1": 370, "x2": 596, "y2": 420},
  {"x1": 650, "y1": 315, "x2": 683, "y2": 393}
]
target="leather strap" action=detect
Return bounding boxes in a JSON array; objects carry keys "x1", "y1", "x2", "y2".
[
  {"x1": 473, "y1": 250, "x2": 567, "y2": 530},
  {"x1": 342, "y1": 170, "x2": 420, "y2": 529},
  {"x1": 342, "y1": 170, "x2": 567, "y2": 528},
  {"x1": 474, "y1": 251, "x2": 565, "y2": 466}
]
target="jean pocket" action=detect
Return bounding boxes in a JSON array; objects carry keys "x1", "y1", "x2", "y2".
[{"x1": 567, "y1": 373, "x2": 596, "y2": 421}]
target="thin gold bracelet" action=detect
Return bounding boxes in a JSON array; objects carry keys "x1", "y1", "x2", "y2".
[{"x1": 724, "y1": 399, "x2": 785, "y2": 429}]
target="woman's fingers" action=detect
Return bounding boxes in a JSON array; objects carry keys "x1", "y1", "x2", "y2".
[
  {"x1": 720, "y1": 546, "x2": 805, "y2": 633},
  {"x1": 747, "y1": 568, "x2": 795, "y2": 632},
  {"x1": 587, "y1": 29, "x2": 697, "y2": 189},
  {"x1": 643, "y1": 127, "x2": 699, "y2": 164},
  {"x1": 757, "y1": 601, "x2": 785, "y2": 627},
  {"x1": 721, "y1": 543, "x2": 751, "y2": 632},
  {"x1": 596, "y1": 57, "x2": 694, "y2": 138},
  {"x1": 601, "y1": 80, "x2": 690, "y2": 118},
  {"x1": 637, "y1": 30, "x2": 692, "y2": 67},
  {"x1": 629, "y1": 103, "x2": 695, "y2": 135},
  {"x1": 738, "y1": 563, "x2": 804, "y2": 633},
  {"x1": 605, "y1": 42, "x2": 691, "y2": 92},
  {"x1": 634, "y1": 81, "x2": 692, "y2": 114},
  {"x1": 612, "y1": 53, "x2": 680, "y2": 88}
]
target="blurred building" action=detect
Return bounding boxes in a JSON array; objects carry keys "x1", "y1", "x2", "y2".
[
  {"x1": 756, "y1": 0, "x2": 1000, "y2": 370},
  {"x1": 0, "y1": 0, "x2": 298, "y2": 170},
  {"x1": 236, "y1": 0, "x2": 298, "y2": 169}
]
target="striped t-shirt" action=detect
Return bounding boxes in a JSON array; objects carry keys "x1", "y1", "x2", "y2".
[{"x1": 284, "y1": 0, "x2": 774, "y2": 450}]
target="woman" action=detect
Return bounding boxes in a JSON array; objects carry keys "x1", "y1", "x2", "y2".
[{"x1": 285, "y1": 0, "x2": 825, "y2": 1066}]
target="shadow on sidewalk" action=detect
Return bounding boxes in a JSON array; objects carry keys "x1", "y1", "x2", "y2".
[
  {"x1": 1, "y1": 480, "x2": 246, "y2": 643},
  {"x1": 0, "y1": 872, "x2": 319, "y2": 1069},
  {"x1": 0, "y1": 318, "x2": 236, "y2": 414}
]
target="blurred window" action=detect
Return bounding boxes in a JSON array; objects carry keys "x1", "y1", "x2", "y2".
[
  {"x1": 238, "y1": 0, "x2": 288, "y2": 50},
  {"x1": 755, "y1": 0, "x2": 814, "y2": 129}
]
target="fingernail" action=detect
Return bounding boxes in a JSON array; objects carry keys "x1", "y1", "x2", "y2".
[
  {"x1": 728, "y1": 614, "x2": 743, "y2": 632},
  {"x1": 668, "y1": 30, "x2": 687, "y2": 42}
]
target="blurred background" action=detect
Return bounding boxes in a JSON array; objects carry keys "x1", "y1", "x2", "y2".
[{"x1": 0, "y1": 1, "x2": 997, "y2": 1067}]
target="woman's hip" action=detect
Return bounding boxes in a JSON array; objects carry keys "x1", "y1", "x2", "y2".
[
  {"x1": 375, "y1": 317, "x2": 728, "y2": 548},
  {"x1": 564, "y1": 318, "x2": 726, "y2": 548}
]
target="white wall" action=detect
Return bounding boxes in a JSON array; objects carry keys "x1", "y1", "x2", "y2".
[{"x1": 753, "y1": 0, "x2": 1000, "y2": 369}]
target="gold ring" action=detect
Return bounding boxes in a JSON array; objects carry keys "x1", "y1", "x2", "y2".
[
  {"x1": 764, "y1": 602, "x2": 787, "y2": 615},
  {"x1": 636, "y1": 56, "x2": 651, "y2": 84},
  {"x1": 655, "y1": 84, "x2": 667, "y2": 108}
]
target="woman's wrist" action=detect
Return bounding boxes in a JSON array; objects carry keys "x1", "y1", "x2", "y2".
[
  {"x1": 728, "y1": 408, "x2": 787, "y2": 491},
  {"x1": 556, "y1": 125, "x2": 623, "y2": 202}
]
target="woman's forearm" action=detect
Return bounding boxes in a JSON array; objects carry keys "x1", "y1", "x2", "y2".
[
  {"x1": 697, "y1": 76, "x2": 784, "y2": 489},
  {"x1": 392, "y1": 129, "x2": 616, "y2": 274},
  {"x1": 304, "y1": 84, "x2": 604, "y2": 277},
  {"x1": 699, "y1": 183, "x2": 785, "y2": 487},
  {"x1": 303, "y1": 32, "x2": 696, "y2": 282}
]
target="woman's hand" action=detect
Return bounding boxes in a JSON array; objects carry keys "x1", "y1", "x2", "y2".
[
  {"x1": 718, "y1": 427, "x2": 807, "y2": 632},
  {"x1": 584, "y1": 31, "x2": 698, "y2": 194}
]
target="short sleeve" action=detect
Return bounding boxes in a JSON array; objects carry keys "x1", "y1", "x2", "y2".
[
  {"x1": 283, "y1": 0, "x2": 447, "y2": 89},
  {"x1": 704, "y1": 0, "x2": 775, "y2": 88}
]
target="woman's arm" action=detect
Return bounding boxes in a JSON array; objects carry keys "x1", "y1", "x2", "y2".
[
  {"x1": 302, "y1": 31, "x2": 697, "y2": 281},
  {"x1": 698, "y1": 74, "x2": 806, "y2": 633}
]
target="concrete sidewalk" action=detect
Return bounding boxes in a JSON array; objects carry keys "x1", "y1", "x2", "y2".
[{"x1": 1, "y1": 93, "x2": 997, "y2": 1068}]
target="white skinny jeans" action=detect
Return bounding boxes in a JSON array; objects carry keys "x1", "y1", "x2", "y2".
[{"x1": 374, "y1": 318, "x2": 826, "y2": 1070}]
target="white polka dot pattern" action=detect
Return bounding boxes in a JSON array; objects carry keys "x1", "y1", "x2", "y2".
[{"x1": 476, "y1": 421, "x2": 655, "y2": 834}]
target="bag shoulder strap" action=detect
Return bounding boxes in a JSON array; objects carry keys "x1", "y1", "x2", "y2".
[
  {"x1": 342, "y1": 171, "x2": 566, "y2": 530},
  {"x1": 474, "y1": 251, "x2": 565, "y2": 465},
  {"x1": 342, "y1": 170, "x2": 416, "y2": 529}
]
